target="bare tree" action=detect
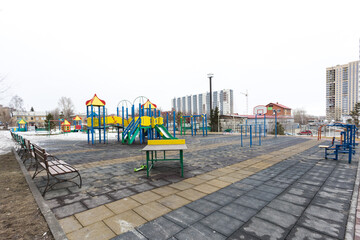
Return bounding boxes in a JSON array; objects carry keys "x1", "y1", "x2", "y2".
[
  {"x1": 9, "y1": 95, "x2": 25, "y2": 112},
  {"x1": 293, "y1": 109, "x2": 309, "y2": 125},
  {"x1": 0, "y1": 107, "x2": 15, "y2": 129},
  {"x1": 58, "y1": 97, "x2": 75, "y2": 119}
]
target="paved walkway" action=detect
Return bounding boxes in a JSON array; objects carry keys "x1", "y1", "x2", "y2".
[{"x1": 19, "y1": 134, "x2": 360, "y2": 239}]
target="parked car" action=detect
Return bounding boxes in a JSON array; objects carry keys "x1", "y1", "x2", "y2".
[{"x1": 298, "y1": 130, "x2": 312, "y2": 135}]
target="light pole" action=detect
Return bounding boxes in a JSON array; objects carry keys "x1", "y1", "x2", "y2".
[{"x1": 207, "y1": 73, "x2": 213, "y2": 114}]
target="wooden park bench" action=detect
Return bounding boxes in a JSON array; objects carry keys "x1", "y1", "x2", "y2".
[{"x1": 32, "y1": 144, "x2": 82, "y2": 196}]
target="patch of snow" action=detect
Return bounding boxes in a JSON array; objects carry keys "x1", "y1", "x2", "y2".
[{"x1": 0, "y1": 130, "x2": 15, "y2": 155}]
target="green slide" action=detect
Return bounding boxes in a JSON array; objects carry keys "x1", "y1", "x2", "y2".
[{"x1": 155, "y1": 125, "x2": 176, "y2": 139}]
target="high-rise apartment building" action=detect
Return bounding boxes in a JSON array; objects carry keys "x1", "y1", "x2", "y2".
[
  {"x1": 172, "y1": 89, "x2": 234, "y2": 115},
  {"x1": 326, "y1": 60, "x2": 359, "y2": 121}
]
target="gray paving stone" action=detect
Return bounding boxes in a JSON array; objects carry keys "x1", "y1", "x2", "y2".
[
  {"x1": 292, "y1": 182, "x2": 320, "y2": 192},
  {"x1": 286, "y1": 187, "x2": 317, "y2": 198},
  {"x1": 286, "y1": 226, "x2": 337, "y2": 240},
  {"x1": 174, "y1": 222, "x2": 226, "y2": 240},
  {"x1": 108, "y1": 188, "x2": 136, "y2": 200},
  {"x1": 305, "y1": 205, "x2": 346, "y2": 223},
  {"x1": 256, "y1": 207, "x2": 298, "y2": 228},
  {"x1": 219, "y1": 203, "x2": 257, "y2": 222},
  {"x1": 228, "y1": 230, "x2": 261, "y2": 240},
  {"x1": 164, "y1": 206, "x2": 204, "y2": 228},
  {"x1": 52, "y1": 202, "x2": 87, "y2": 219},
  {"x1": 297, "y1": 213, "x2": 345, "y2": 239},
  {"x1": 278, "y1": 193, "x2": 310, "y2": 206},
  {"x1": 82, "y1": 194, "x2": 112, "y2": 208},
  {"x1": 239, "y1": 178, "x2": 264, "y2": 187},
  {"x1": 316, "y1": 190, "x2": 351, "y2": 203},
  {"x1": 231, "y1": 182, "x2": 255, "y2": 191},
  {"x1": 137, "y1": 216, "x2": 183, "y2": 240},
  {"x1": 297, "y1": 179, "x2": 323, "y2": 186},
  {"x1": 200, "y1": 211, "x2": 244, "y2": 237},
  {"x1": 233, "y1": 195, "x2": 268, "y2": 210},
  {"x1": 218, "y1": 187, "x2": 246, "y2": 198},
  {"x1": 312, "y1": 196, "x2": 350, "y2": 211},
  {"x1": 267, "y1": 199, "x2": 305, "y2": 217},
  {"x1": 130, "y1": 182, "x2": 155, "y2": 192},
  {"x1": 256, "y1": 184, "x2": 284, "y2": 195},
  {"x1": 87, "y1": 186, "x2": 114, "y2": 196},
  {"x1": 44, "y1": 188, "x2": 70, "y2": 200},
  {"x1": 148, "y1": 179, "x2": 170, "y2": 187},
  {"x1": 111, "y1": 230, "x2": 147, "y2": 240},
  {"x1": 204, "y1": 192, "x2": 235, "y2": 206},
  {"x1": 186, "y1": 199, "x2": 221, "y2": 215},
  {"x1": 245, "y1": 189, "x2": 278, "y2": 201},
  {"x1": 61, "y1": 192, "x2": 92, "y2": 205},
  {"x1": 265, "y1": 180, "x2": 290, "y2": 189},
  {"x1": 240, "y1": 217, "x2": 287, "y2": 240}
]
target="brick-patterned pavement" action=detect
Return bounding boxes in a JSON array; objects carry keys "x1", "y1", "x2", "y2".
[{"x1": 19, "y1": 134, "x2": 359, "y2": 239}]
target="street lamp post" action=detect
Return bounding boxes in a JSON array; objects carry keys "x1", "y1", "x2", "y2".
[{"x1": 207, "y1": 73, "x2": 213, "y2": 114}]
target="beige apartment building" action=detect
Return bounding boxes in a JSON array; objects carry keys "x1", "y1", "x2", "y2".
[
  {"x1": 326, "y1": 60, "x2": 359, "y2": 121},
  {"x1": 12, "y1": 111, "x2": 47, "y2": 127}
]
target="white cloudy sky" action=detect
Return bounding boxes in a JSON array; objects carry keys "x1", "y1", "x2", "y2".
[{"x1": 0, "y1": 0, "x2": 359, "y2": 116}]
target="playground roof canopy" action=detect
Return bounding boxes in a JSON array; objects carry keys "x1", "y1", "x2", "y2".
[
  {"x1": 73, "y1": 115, "x2": 82, "y2": 121},
  {"x1": 18, "y1": 119, "x2": 27, "y2": 124},
  {"x1": 141, "y1": 99, "x2": 157, "y2": 109},
  {"x1": 86, "y1": 94, "x2": 106, "y2": 106},
  {"x1": 61, "y1": 120, "x2": 71, "y2": 126}
]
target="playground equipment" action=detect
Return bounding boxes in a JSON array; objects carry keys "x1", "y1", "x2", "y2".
[
  {"x1": 180, "y1": 114, "x2": 208, "y2": 136},
  {"x1": 86, "y1": 94, "x2": 107, "y2": 144},
  {"x1": 85, "y1": 95, "x2": 177, "y2": 145},
  {"x1": 61, "y1": 120, "x2": 71, "y2": 133},
  {"x1": 319, "y1": 123, "x2": 357, "y2": 163},
  {"x1": 72, "y1": 115, "x2": 83, "y2": 131},
  {"x1": 17, "y1": 119, "x2": 28, "y2": 132},
  {"x1": 121, "y1": 99, "x2": 176, "y2": 144},
  {"x1": 239, "y1": 124, "x2": 263, "y2": 147}
]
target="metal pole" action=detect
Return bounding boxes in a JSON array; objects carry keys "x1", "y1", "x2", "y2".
[
  {"x1": 264, "y1": 114, "x2": 266, "y2": 137},
  {"x1": 173, "y1": 110, "x2": 176, "y2": 137},
  {"x1": 275, "y1": 111, "x2": 277, "y2": 138},
  {"x1": 255, "y1": 114, "x2": 257, "y2": 137},
  {"x1": 245, "y1": 119, "x2": 248, "y2": 136},
  {"x1": 209, "y1": 76, "x2": 212, "y2": 114},
  {"x1": 250, "y1": 125, "x2": 252, "y2": 147},
  {"x1": 241, "y1": 125, "x2": 243, "y2": 147},
  {"x1": 259, "y1": 125, "x2": 261, "y2": 146}
]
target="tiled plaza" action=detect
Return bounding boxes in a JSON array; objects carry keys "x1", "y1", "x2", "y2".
[{"x1": 20, "y1": 134, "x2": 360, "y2": 239}]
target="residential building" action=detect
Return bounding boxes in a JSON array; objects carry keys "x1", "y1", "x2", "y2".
[
  {"x1": 326, "y1": 60, "x2": 359, "y2": 121},
  {"x1": 171, "y1": 89, "x2": 234, "y2": 115},
  {"x1": 12, "y1": 111, "x2": 47, "y2": 127},
  {"x1": 265, "y1": 102, "x2": 292, "y2": 116}
]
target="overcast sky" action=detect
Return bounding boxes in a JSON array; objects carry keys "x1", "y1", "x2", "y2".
[{"x1": 0, "y1": 0, "x2": 359, "y2": 116}]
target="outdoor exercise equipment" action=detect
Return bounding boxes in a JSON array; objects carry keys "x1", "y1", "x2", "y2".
[
  {"x1": 319, "y1": 123, "x2": 357, "y2": 163},
  {"x1": 180, "y1": 114, "x2": 208, "y2": 136}
]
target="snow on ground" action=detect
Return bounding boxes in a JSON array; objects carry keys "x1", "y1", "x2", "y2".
[
  {"x1": 0, "y1": 130, "x2": 120, "y2": 155},
  {"x1": 0, "y1": 130, "x2": 15, "y2": 155}
]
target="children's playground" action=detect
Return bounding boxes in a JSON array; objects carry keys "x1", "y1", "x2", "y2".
[{"x1": 6, "y1": 94, "x2": 360, "y2": 240}]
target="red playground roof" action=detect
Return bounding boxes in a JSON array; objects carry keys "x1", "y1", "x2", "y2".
[
  {"x1": 141, "y1": 99, "x2": 157, "y2": 109},
  {"x1": 86, "y1": 94, "x2": 106, "y2": 106}
]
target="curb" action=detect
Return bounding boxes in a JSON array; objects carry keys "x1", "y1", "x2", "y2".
[
  {"x1": 12, "y1": 148, "x2": 68, "y2": 240},
  {"x1": 345, "y1": 154, "x2": 360, "y2": 240}
]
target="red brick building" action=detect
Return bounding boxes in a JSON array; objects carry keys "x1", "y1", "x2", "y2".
[{"x1": 265, "y1": 103, "x2": 291, "y2": 116}]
